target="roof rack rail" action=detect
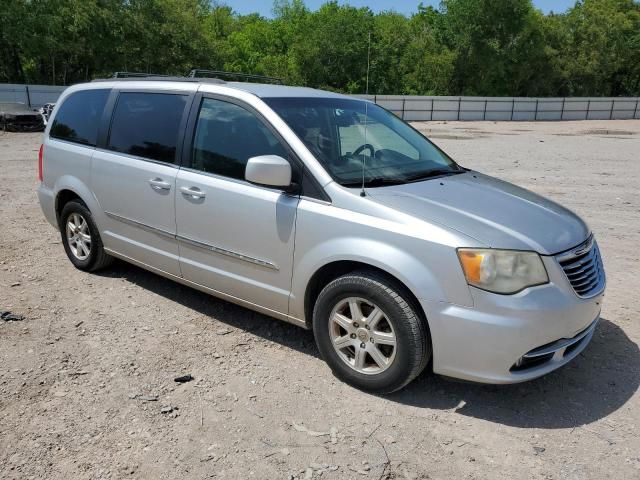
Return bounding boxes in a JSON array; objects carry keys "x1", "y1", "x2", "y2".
[
  {"x1": 112, "y1": 72, "x2": 172, "y2": 78},
  {"x1": 92, "y1": 72, "x2": 226, "y2": 84},
  {"x1": 187, "y1": 69, "x2": 283, "y2": 85}
]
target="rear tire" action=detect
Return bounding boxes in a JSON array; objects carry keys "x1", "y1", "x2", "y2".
[
  {"x1": 313, "y1": 270, "x2": 431, "y2": 394},
  {"x1": 60, "y1": 200, "x2": 113, "y2": 272}
]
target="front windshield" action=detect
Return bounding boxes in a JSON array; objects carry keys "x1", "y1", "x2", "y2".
[{"x1": 264, "y1": 97, "x2": 462, "y2": 186}]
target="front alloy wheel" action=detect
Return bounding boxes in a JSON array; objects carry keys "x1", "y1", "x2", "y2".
[
  {"x1": 313, "y1": 271, "x2": 431, "y2": 393},
  {"x1": 329, "y1": 297, "x2": 397, "y2": 374}
]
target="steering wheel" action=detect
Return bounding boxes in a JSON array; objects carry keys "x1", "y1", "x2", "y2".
[{"x1": 352, "y1": 143, "x2": 375, "y2": 158}]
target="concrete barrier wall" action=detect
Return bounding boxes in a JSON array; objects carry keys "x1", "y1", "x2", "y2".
[
  {"x1": 355, "y1": 95, "x2": 640, "y2": 121},
  {"x1": 0, "y1": 84, "x2": 66, "y2": 108},
  {"x1": 2, "y1": 84, "x2": 639, "y2": 120}
]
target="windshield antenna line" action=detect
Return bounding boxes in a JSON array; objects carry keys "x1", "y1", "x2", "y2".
[{"x1": 360, "y1": 31, "x2": 372, "y2": 198}]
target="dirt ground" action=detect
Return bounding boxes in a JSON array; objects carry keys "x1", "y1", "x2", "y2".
[{"x1": 1, "y1": 120, "x2": 639, "y2": 480}]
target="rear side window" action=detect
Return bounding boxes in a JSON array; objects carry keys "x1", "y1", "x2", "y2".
[
  {"x1": 50, "y1": 89, "x2": 109, "y2": 146},
  {"x1": 191, "y1": 98, "x2": 288, "y2": 180},
  {"x1": 107, "y1": 92, "x2": 187, "y2": 163}
]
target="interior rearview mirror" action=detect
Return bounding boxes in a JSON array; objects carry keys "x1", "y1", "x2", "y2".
[{"x1": 245, "y1": 155, "x2": 292, "y2": 189}]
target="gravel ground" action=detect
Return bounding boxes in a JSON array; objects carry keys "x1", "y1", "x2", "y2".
[{"x1": 1, "y1": 120, "x2": 639, "y2": 480}]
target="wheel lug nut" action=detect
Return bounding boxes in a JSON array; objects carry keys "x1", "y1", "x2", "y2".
[
  {"x1": 360, "y1": 343, "x2": 366, "y2": 348},
  {"x1": 350, "y1": 333, "x2": 356, "y2": 339},
  {"x1": 353, "y1": 322, "x2": 359, "y2": 328},
  {"x1": 365, "y1": 325, "x2": 370, "y2": 330},
  {"x1": 370, "y1": 338, "x2": 375, "y2": 343}
]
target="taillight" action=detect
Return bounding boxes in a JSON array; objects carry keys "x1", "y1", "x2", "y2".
[{"x1": 38, "y1": 144, "x2": 43, "y2": 182}]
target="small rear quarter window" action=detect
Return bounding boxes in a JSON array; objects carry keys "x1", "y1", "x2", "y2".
[{"x1": 50, "y1": 89, "x2": 109, "y2": 147}]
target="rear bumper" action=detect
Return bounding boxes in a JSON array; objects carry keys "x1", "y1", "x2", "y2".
[
  {"x1": 422, "y1": 274, "x2": 604, "y2": 384},
  {"x1": 37, "y1": 184, "x2": 58, "y2": 229}
]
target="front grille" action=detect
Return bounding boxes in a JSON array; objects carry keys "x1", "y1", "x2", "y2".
[{"x1": 557, "y1": 235, "x2": 605, "y2": 298}]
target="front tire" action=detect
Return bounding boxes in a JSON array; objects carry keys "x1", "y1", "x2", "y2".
[
  {"x1": 60, "y1": 200, "x2": 113, "y2": 272},
  {"x1": 313, "y1": 271, "x2": 431, "y2": 394}
]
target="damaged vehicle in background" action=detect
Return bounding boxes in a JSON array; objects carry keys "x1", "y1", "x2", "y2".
[
  {"x1": 40, "y1": 103, "x2": 56, "y2": 123},
  {"x1": 0, "y1": 102, "x2": 45, "y2": 132}
]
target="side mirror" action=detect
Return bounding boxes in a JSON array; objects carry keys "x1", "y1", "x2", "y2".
[{"x1": 245, "y1": 155, "x2": 292, "y2": 189}]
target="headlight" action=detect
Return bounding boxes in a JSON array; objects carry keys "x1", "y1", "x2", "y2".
[{"x1": 457, "y1": 249, "x2": 548, "y2": 294}]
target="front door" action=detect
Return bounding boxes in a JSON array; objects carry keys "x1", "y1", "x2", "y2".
[{"x1": 176, "y1": 96, "x2": 299, "y2": 314}]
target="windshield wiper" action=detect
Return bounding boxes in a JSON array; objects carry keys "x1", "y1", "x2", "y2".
[
  {"x1": 340, "y1": 177, "x2": 407, "y2": 187},
  {"x1": 404, "y1": 168, "x2": 466, "y2": 183},
  {"x1": 340, "y1": 168, "x2": 466, "y2": 188}
]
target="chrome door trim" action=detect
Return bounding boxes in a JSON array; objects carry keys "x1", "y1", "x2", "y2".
[
  {"x1": 180, "y1": 166, "x2": 294, "y2": 195},
  {"x1": 94, "y1": 147, "x2": 181, "y2": 169},
  {"x1": 300, "y1": 195, "x2": 332, "y2": 206},
  {"x1": 105, "y1": 210, "x2": 279, "y2": 270},
  {"x1": 177, "y1": 235, "x2": 279, "y2": 271},
  {"x1": 103, "y1": 247, "x2": 303, "y2": 327},
  {"x1": 47, "y1": 137, "x2": 98, "y2": 150},
  {"x1": 104, "y1": 211, "x2": 175, "y2": 239}
]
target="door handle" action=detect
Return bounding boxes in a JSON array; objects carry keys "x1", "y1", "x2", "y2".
[
  {"x1": 180, "y1": 186, "x2": 206, "y2": 199},
  {"x1": 149, "y1": 178, "x2": 171, "y2": 191}
]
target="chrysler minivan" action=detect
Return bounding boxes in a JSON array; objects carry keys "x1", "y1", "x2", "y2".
[{"x1": 37, "y1": 76, "x2": 605, "y2": 393}]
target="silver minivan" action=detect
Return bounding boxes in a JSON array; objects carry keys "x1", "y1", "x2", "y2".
[{"x1": 37, "y1": 77, "x2": 605, "y2": 393}]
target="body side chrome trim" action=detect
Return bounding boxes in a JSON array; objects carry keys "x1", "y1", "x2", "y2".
[
  {"x1": 104, "y1": 211, "x2": 175, "y2": 238},
  {"x1": 177, "y1": 235, "x2": 279, "y2": 271},
  {"x1": 104, "y1": 210, "x2": 278, "y2": 270},
  {"x1": 103, "y1": 247, "x2": 304, "y2": 328}
]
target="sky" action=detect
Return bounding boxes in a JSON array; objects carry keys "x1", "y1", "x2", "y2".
[{"x1": 223, "y1": 0, "x2": 577, "y2": 17}]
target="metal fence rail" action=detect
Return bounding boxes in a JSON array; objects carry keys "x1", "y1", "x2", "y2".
[
  {"x1": 1, "y1": 84, "x2": 639, "y2": 121},
  {"x1": 355, "y1": 95, "x2": 640, "y2": 121}
]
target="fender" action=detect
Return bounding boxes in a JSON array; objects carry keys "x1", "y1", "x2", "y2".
[
  {"x1": 53, "y1": 175, "x2": 101, "y2": 226},
  {"x1": 289, "y1": 236, "x2": 473, "y2": 321}
]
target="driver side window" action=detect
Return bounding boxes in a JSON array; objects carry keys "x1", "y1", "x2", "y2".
[{"x1": 191, "y1": 98, "x2": 289, "y2": 180}]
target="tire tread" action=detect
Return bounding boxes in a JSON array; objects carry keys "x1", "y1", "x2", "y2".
[
  {"x1": 313, "y1": 270, "x2": 431, "y2": 393},
  {"x1": 60, "y1": 200, "x2": 114, "y2": 272}
]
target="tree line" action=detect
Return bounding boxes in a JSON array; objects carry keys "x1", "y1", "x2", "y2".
[{"x1": 1, "y1": 0, "x2": 639, "y2": 97}]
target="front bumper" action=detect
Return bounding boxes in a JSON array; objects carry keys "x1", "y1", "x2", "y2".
[{"x1": 422, "y1": 256, "x2": 604, "y2": 384}]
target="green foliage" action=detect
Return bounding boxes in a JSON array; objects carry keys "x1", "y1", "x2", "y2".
[
  {"x1": 560, "y1": 0, "x2": 640, "y2": 96},
  {"x1": 0, "y1": 0, "x2": 638, "y2": 96}
]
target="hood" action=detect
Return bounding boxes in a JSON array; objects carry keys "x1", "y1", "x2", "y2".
[
  {"x1": 366, "y1": 171, "x2": 589, "y2": 255},
  {"x1": 0, "y1": 103, "x2": 38, "y2": 115}
]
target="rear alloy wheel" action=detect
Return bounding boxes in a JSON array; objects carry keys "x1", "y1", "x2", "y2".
[
  {"x1": 65, "y1": 212, "x2": 92, "y2": 261},
  {"x1": 60, "y1": 200, "x2": 113, "y2": 272},
  {"x1": 313, "y1": 271, "x2": 431, "y2": 393}
]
